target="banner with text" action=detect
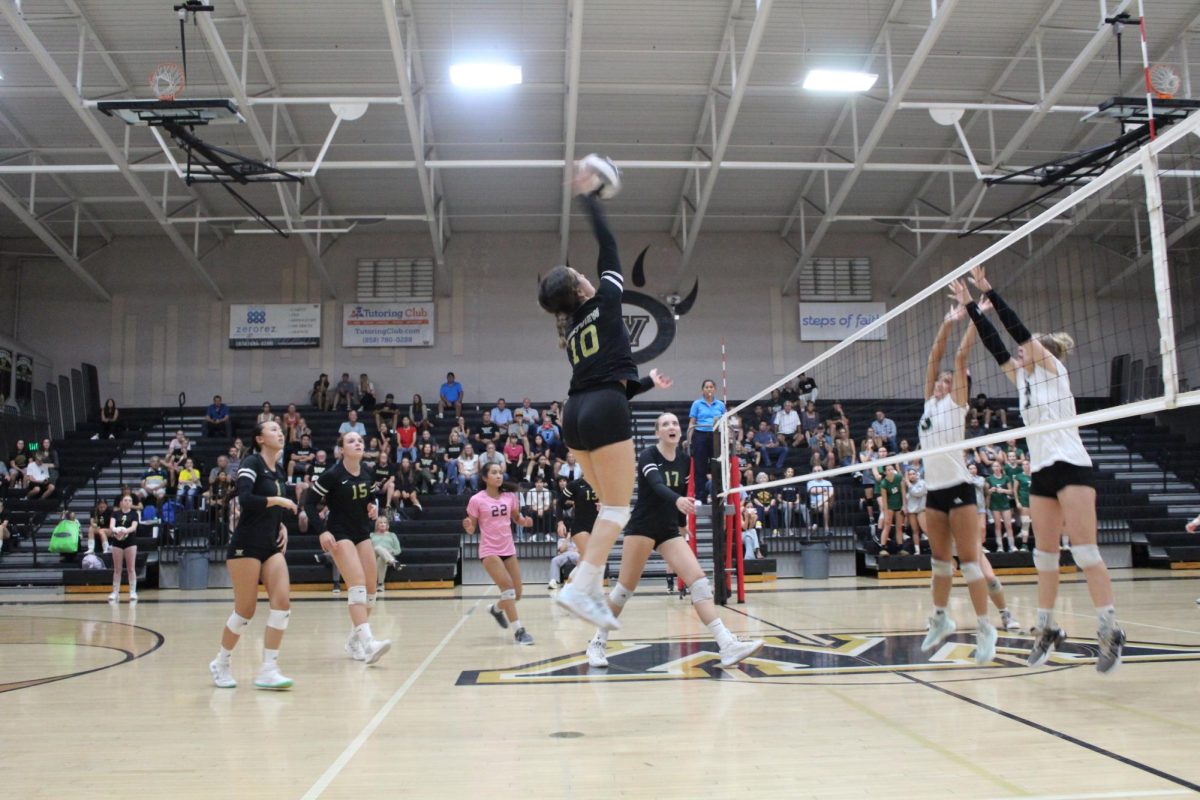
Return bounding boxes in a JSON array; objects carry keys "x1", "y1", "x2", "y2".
[
  {"x1": 229, "y1": 304, "x2": 321, "y2": 349},
  {"x1": 342, "y1": 302, "x2": 435, "y2": 347},
  {"x1": 799, "y1": 302, "x2": 888, "y2": 341}
]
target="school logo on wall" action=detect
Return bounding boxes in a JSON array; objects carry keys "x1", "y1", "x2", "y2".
[{"x1": 457, "y1": 631, "x2": 1200, "y2": 686}]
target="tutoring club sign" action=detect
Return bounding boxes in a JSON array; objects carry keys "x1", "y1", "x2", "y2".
[
  {"x1": 799, "y1": 302, "x2": 888, "y2": 342},
  {"x1": 342, "y1": 302, "x2": 435, "y2": 347}
]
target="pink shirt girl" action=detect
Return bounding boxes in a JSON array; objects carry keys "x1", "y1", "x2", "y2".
[{"x1": 466, "y1": 490, "x2": 520, "y2": 558}]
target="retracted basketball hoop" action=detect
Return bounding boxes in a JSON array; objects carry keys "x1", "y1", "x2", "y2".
[{"x1": 150, "y1": 62, "x2": 186, "y2": 102}]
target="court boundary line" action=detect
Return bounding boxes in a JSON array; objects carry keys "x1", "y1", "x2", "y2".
[
  {"x1": 298, "y1": 594, "x2": 485, "y2": 800},
  {"x1": 730, "y1": 607, "x2": 1200, "y2": 794}
]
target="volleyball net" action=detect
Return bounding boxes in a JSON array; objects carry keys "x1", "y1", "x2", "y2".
[{"x1": 716, "y1": 106, "x2": 1200, "y2": 503}]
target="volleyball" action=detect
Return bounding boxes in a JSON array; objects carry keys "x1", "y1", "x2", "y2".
[{"x1": 577, "y1": 153, "x2": 622, "y2": 199}]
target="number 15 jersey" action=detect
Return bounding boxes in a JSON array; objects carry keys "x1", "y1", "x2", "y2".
[{"x1": 311, "y1": 461, "x2": 374, "y2": 540}]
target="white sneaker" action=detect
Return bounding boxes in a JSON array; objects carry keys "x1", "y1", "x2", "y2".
[
  {"x1": 719, "y1": 638, "x2": 765, "y2": 668},
  {"x1": 129, "y1": 591, "x2": 138, "y2": 603},
  {"x1": 90, "y1": 433, "x2": 99, "y2": 440},
  {"x1": 103, "y1": 544, "x2": 111, "y2": 554},
  {"x1": 555, "y1": 583, "x2": 621, "y2": 631},
  {"x1": 362, "y1": 638, "x2": 392, "y2": 665},
  {"x1": 1001, "y1": 610, "x2": 1022, "y2": 631},
  {"x1": 254, "y1": 665, "x2": 293, "y2": 690},
  {"x1": 975, "y1": 621, "x2": 997, "y2": 665},
  {"x1": 547, "y1": 579, "x2": 561, "y2": 590},
  {"x1": 107, "y1": 592, "x2": 118, "y2": 603},
  {"x1": 209, "y1": 658, "x2": 236, "y2": 688},
  {"x1": 586, "y1": 637, "x2": 609, "y2": 667},
  {"x1": 921, "y1": 613, "x2": 956, "y2": 652},
  {"x1": 345, "y1": 632, "x2": 366, "y2": 662}
]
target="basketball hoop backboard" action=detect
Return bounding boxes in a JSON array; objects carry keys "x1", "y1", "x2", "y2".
[
  {"x1": 97, "y1": 98, "x2": 243, "y2": 127},
  {"x1": 1084, "y1": 96, "x2": 1200, "y2": 125}
]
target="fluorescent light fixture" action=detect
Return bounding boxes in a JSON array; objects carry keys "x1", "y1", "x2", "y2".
[
  {"x1": 802, "y1": 69, "x2": 878, "y2": 93},
  {"x1": 449, "y1": 62, "x2": 522, "y2": 88}
]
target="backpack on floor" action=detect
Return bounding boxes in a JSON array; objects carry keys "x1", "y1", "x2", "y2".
[{"x1": 82, "y1": 553, "x2": 104, "y2": 570}]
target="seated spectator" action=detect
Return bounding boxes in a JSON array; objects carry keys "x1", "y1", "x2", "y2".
[
  {"x1": 334, "y1": 372, "x2": 356, "y2": 411},
  {"x1": 372, "y1": 451, "x2": 396, "y2": 507},
  {"x1": 116, "y1": 483, "x2": 143, "y2": 513},
  {"x1": 295, "y1": 449, "x2": 329, "y2": 502},
  {"x1": 409, "y1": 393, "x2": 433, "y2": 432},
  {"x1": 371, "y1": 516, "x2": 401, "y2": 591},
  {"x1": 827, "y1": 402, "x2": 850, "y2": 434},
  {"x1": 965, "y1": 416, "x2": 986, "y2": 439},
  {"x1": 776, "y1": 468, "x2": 804, "y2": 535},
  {"x1": 375, "y1": 393, "x2": 401, "y2": 433},
  {"x1": 475, "y1": 411, "x2": 499, "y2": 448},
  {"x1": 806, "y1": 422, "x2": 833, "y2": 453},
  {"x1": 97, "y1": 398, "x2": 121, "y2": 439},
  {"x1": 807, "y1": 466, "x2": 835, "y2": 532},
  {"x1": 503, "y1": 436, "x2": 526, "y2": 482},
  {"x1": 417, "y1": 428, "x2": 439, "y2": 453},
  {"x1": 556, "y1": 451, "x2": 582, "y2": 482},
  {"x1": 357, "y1": 373, "x2": 377, "y2": 412},
  {"x1": 311, "y1": 372, "x2": 331, "y2": 411},
  {"x1": 0, "y1": 459, "x2": 12, "y2": 493},
  {"x1": 177, "y1": 458, "x2": 203, "y2": 509},
  {"x1": 24, "y1": 452, "x2": 55, "y2": 499},
  {"x1": 752, "y1": 421, "x2": 787, "y2": 471},
  {"x1": 443, "y1": 431, "x2": 464, "y2": 486},
  {"x1": 773, "y1": 400, "x2": 802, "y2": 447},
  {"x1": 205, "y1": 471, "x2": 233, "y2": 525},
  {"x1": 338, "y1": 409, "x2": 367, "y2": 439},
  {"x1": 870, "y1": 409, "x2": 898, "y2": 451},
  {"x1": 544, "y1": 400, "x2": 562, "y2": 427},
  {"x1": 137, "y1": 456, "x2": 168, "y2": 511},
  {"x1": 39, "y1": 438, "x2": 59, "y2": 485},
  {"x1": 968, "y1": 392, "x2": 1007, "y2": 429},
  {"x1": 208, "y1": 454, "x2": 230, "y2": 486},
  {"x1": 437, "y1": 371, "x2": 464, "y2": 419},
  {"x1": 528, "y1": 433, "x2": 549, "y2": 461},
  {"x1": 797, "y1": 372, "x2": 818, "y2": 405},
  {"x1": 536, "y1": 416, "x2": 560, "y2": 450},
  {"x1": 897, "y1": 439, "x2": 915, "y2": 474},
  {"x1": 450, "y1": 415, "x2": 471, "y2": 443},
  {"x1": 164, "y1": 429, "x2": 190, "y2": 485},
  {"x1": 416, "y1": 443, "x2": 441, "y2": 494},
  {"x1": 546, "y1": 533, "x2": 579, "y2": 590},
  {"x1": 363, "y1": 437, "x2": 382, "y2": 470},
  {"x1": 809, "y1": 438, "x2": 836, "y2": 471},
  {"x1": 749, "y1": 472, "x2": 780, "y2": 537},
  {"x1": 522, "y1": 477, "x2": 554, "y2": 540},
  {"x1": 255, "y1": 402, "x2": 276, "y2": 427},
  {"x1": 779, "y1": 379, "x2": 800, "y2": 407},
  {"x1": 9, "y1": 438, "x2": 29, "y2": 475},
  {"x1": 526, "y1": 452, "x2": 554, "y2": 487},
  {"x1": 395, "y1": 415, "x2": 418, "y2": 462},
  {"x1": 799, "y1": 401, "x2": 821, "y2": 435},
  {"x1": 227, "y1": 443, "x2": 245, "y2": 474},
  {"x1": 455, "y1": 444, "x2": 480, "y2": 494},
  {"x1": 282, "y1": 403, "x2": 302, "y2": 442},
  {"x1": 204, "y1": 395, "x2": 232, "y2": 438},
  {"x1": 519, "y1": 398, "x2": 539, "y2": 425},
  {"x1": 507, "y1": 411, "x2": 530, "y2": 445},
  {"x1": 480, "y1": 441, "x2": 505, "y2": 473},
  {"x1": 86, "y1": 498, "x2": 110, "y2": 554},
  {"x1": 491, "y1": 398, "x2": 514, "y2": 427},
  {"x1": 393, "y1": 457, "x2": 423, "y2": 514},
  {"x1": 834, "y1": 428, "x2": 856, "y2": 466},
  {"x1": 288, "y1": 433, "x2": 315, "y2": 482}
]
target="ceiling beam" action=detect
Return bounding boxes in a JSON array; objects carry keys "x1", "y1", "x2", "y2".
[
  {"x1": 195, "y1": 12, "x2": 337, "y2": 298},
  {"x1": 668, "y1": 0, "x2": 775, "y2": 292},
  {"x1": 0, "y1": 0, "x2": 223, "y2": 299},
  {"x1": 558, "y1": 0, "x2": 585, "y2": 263},
  {"x1": 781, "y1": 0, "x2": 963, "y2": 295},
  {"x1": 883, "y1": 0, "x2": 1136, "y2": 296},
  {"x1": 400, "y1": 0, "x2": 452, "y2": 248},
  {"x1": 382, "y1": 0, "x2": 446, "y2": 274}
]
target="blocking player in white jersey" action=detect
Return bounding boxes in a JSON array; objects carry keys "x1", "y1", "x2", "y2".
[{"x1": 965, "y1": 265, "x2": 1124, "y2": 673}]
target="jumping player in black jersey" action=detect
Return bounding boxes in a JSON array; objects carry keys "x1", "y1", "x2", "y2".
[
  {"x1": 538, "y1": 159, "x2": 671, "y2": 630},
  {"x1": 583, "y1": 413, "x2": 763, "y2": 669},
  {"x1": 309, "y1": 432, "x2": 392, "y2": 665},
  {"x1": 210, "y1": 421, "x2": 298, "y2": 690}
]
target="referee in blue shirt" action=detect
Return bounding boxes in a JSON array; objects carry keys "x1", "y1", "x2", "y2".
[{"x1": 687, "y1": 379, "x2": 726, "y2": 504}]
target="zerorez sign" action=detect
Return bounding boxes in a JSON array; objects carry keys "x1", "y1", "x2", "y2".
[
  {"x1": 799, "y1": 302, "x2": 888, "y2": 341},
  {"x1": 229, "y1": 304, "x2": 321, "y2": 349}
]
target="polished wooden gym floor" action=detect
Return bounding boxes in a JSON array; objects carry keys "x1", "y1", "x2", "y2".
[{"x1": 3, "y1": 570, "x2": 1200, "y2": 799}]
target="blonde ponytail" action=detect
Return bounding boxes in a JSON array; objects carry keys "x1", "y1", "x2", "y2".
[{"x1": 1036, "y1": 331, "x2": 1075, "y2": 360}]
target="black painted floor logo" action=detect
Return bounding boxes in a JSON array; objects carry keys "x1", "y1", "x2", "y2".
[{"x1": 457, "y1": 631, "x2": 1200, "y2": 686}]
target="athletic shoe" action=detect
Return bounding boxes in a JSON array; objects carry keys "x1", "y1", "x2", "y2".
[
  {"x1": 1096, "y1": 626, "x2": 1125, "y2": 675},
  {"x1": 107, "y1": 592, "x2": 118, "y2": 603},
  {"x1": 1001, "y1": 610, "x2": 1022, "y2": 631},
  {"x1": 719, "y1": 638, "x2": 765, "y2": 667},
  {"x1": 363, "y1": 638, "x2": 392, "y2": 665},
  {"x1": 103, "y1": 544, "x2": 111, "y2": 554},
  {"x1": 488, "y1": 603, "x2": 509, "y2": 629},
  {"x1": 975, "y1": 621, "x2": 997, "y2": 665},
  {"x1": 514, "y1": 629, "x2": 534, "y2": 646},
  {"x1": 253, "y1": 665, "x2": 293, "y2": 690},
  {"x1": 209, "y1": 658, "x2": 236, "y2": 689},
  {"x1": 129, "y1": 591, "x2": 138, "y2": 603},
  {"x1": 547, "y1": 580, "x2": 561, "y2": 590},
  {"x1": 345, "y1": 632, "x2": 366, "y2": 662},
  {"x1": 586, "y1": 637, "x2": 609, "y2": 667},
  {"x1": 1027, "y1": 625, "x2": 1067, "y2": 667},
  {"x1": 555, "y1": 583, "x2": 621, "y2": 631},
  {"x1": 332, "y1": 586, "x2": 340, "y2": 595},
  {"x1": 921, "y1": 614, "x2": 957, "y2": 652}
]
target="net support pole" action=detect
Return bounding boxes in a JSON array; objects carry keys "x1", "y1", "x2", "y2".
[
  {"x1": 1140, "y1": 148, "x2": 1179, "y2": 404},
  {"x1": 711, "y1": 419, "x2": 730, "y2": 606},
  {"x1": 731, "y1": 454, "x2": 745, "y2": 603}
]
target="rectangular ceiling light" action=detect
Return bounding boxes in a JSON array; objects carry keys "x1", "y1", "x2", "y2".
[
  {"x1": 449, "y1": 62, "x2": 522, "y2": 88},
  {"x1": 802, "y1": 69, "x2": 878, "y2": 92}
]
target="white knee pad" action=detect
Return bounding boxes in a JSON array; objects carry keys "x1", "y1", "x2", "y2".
[
  {"x1": 959, "y1": 561, "x2": 984, "y2": 583},
  {"x1": 1033, "y1": 549, "x2": 1060, "y2": 573},
  {"x1": 266, "y1": 608, "x2": 290, "y2": 631},
  {"x1": 689, "y1": 576, "x2": 714, "y2": 604},
  {"x1": 608, "y1": 583, "x2": 635, "y2": 609},
  {"x1": 1071, "y1": 543, "x2": 1103, "y2": 569},
  {"x1": 225, "y1": 612, "x2": 251, "y2": 635},
  {"x1": 499, "y1": 588, "x2": 517, "y2": 601},
  {"x1": 348, "y1": 585, "x2": 368, "y2": 606},
  {"x1": 930, "y1": 559, "x2": 954, "y2": 578},
  {"x1": 597, "y1": 505, "x2": 632, "y2": 528}
]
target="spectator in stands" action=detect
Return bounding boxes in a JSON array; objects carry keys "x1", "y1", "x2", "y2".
[
  {"x1": 205, "y1": 395, "x2": 232, "y2": 438},
  {"x1": 437, "y1": 371, "x2": 464, "y2": 419},
  {"x1": 855, "y1": 445, "x2": 877, "y2": 526},
  {"x1": 372, "y1": 450, "x2": 396, "y2": 508},
  {"x1": 795, "y1": 403, "x2": 818, "y2": 438},
  {"x1": 209, "y1": 454, "x2": 230, "y2": 486},
  {"x1": 374, "y1": 393, "x2": 400, "y2": 433},
  {"x1": 502, "y1": 436, "x2": 526, "y2": 482},
  {"x1": 987, "y1": 460, "x2": 1017, "y2": 553},
  {"x1": 357, "y1": 373, "x2": 377, "y2": 413},
  {"x1": 491, "y1": 398, "x2": 514, "y2": 427},
  {"x1": 547, "y1": 532, "x2": 579, "y2": 590},
  {"x1": 24, "y1": 452, "x2": 55, "y2": 499},
  {"x1": 394, "y1": 415, "x2": 418, "y2": 463},
  {"x1": 288, "y1": 434, "x2": 315, "y2": 482},
  {"x1": 98, "y1": 398, "x2": 121, "y2": 439},
  {"x1": 206, "y1": 470, "x2": 234, "y2": 526},
  {"x1": 177, "y1": 458, "x2": 202, "y2": 509},
  {"x1": 138, "y1": 455, "x2": 168, "y2": 512},
  {"x1": 8, "y1": 438, "x2": 29, "y2": 474},
  {"x1": 409, "y1": 393, "x2": 432, "y2": 432},
  {"x1": 282, "y1": 404, "x2": 302, "y2": 443},
  {"x1": 442, "y1": 431, "x2": 463, "y2": 486},
  {"x1": 371, "y1": 515, "x2": 401, "y2": 593},
  {"x1": 965, "y1": 416, "x2": 986, "y2": 439},
  {"x1": 807, "y1": 465, "x2": 835, "y2": 533},
  {"x1": 556, "y1": 451, "x2": 582, "y2": 482},
  {"x1": 363, "y1": 437, "x2": 381, "y2": 470},
  {"x1": 544, "y1": 400, "x2": 562, "y2": 427},
  {"x1": 827, "y1": 402, "x2": 850, "y2": 434},
  {"x1": 519, "y1": 398, "x2": 539, "y2": 425},
  {"x1": 896, "y1": 439, "x2": 915, "y2": 474},
  {"x1": 809, "y1": 432, "x2": 836, "y2": 471},
  {"x1": 797, "y1": 372, "x2": 818, "y2": 405},
  {"x1": 752, "y1": 421, "x2": 788, "y2": 472},
  {"x1": 834, "y1": 427, "x2": 856, "y2": 467},
  {"x1": 164, "y1": 430, "x2": 190, "y2": 487},
  {"x1": 480, "y1": 441, "x2": 505, "y2": 473},
  {"x1": 871, "y1": 410, "x2": 898, "y2": 451},
  {"x1": 39, "y1": 438, "x2": 59, "y2": 485},
  {"x1": 527, "y1": 433, "x2": 549, "y2": 462},
  {"x1": 968, "y1": 392, "x2": 1007, "y2": 429},
  {"x1": 416, "y1": 443, "x2": 441, "y2": 494},
  {"x1": 86, "y1": 498, "x2": 110, "y2": 555},
  {"x1": 903, "y1": 468, "x2": 926, "y2": 555},
  {"x1": 0, "y1": 460, "x2": 12, "y2": 494},
  {"x1": 773, "y1": 399, "x2": 802, "y2": 447},
  {"x1": 474, "y1": 410, "x2": 499, "y2": 449},
  {"x1": 311, "y1": 373, "x2": 331, "y2": 411},
  {"x1": 256, "y1": 402, "x2": 277, "y2": 427},
  {"x1": 522, "y1": 477, "x2": 554, "y2": 541},
  {"x1": 334, "y1": 372, "x2": 356, "y2": 411},
  {"x1": 507, "y1": 410, "x2": 530, "y2": 446},
  {"x1": 744, "y1": 404, "x2": 770, "y2": 433},
  {"x1": 536, "y1": 416, "x2": 560, "y2": 451},
  {"x1": 295, "y1": 449, "x2": 328, "y2": 503},
  {"x1": 106, "y1": 494, "x2": 140, "y2": 603},
  {"x1": 455, "y1": 444, "x2": 480, "y2": 494},
  {"x1": 338, "y1": 409, "x2": 367, "y2": 440},
  {"x1": 393, "y1": 456, "x2": 423, "y2": 515},
  {"x1": 775, "y1": 467, "x2": 803, "y2": 535},
  {"x1": 230, "y1": 439, "x2": 248, "y2": 467},
  {"x1": 749, "y1": 473, "x2": 780, "y2": 537},
  {"x1": 526, "y1": 452, "x2": 554, "y2": 487}
]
